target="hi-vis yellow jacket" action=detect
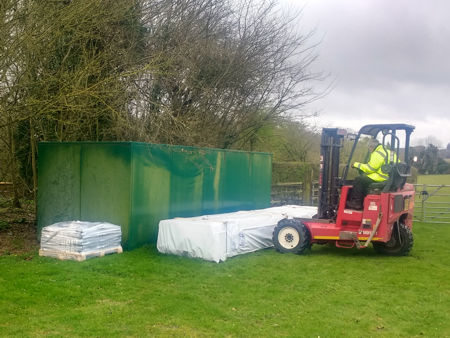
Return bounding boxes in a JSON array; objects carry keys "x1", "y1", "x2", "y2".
[{"x1": 353, "y1": 144, "x2": 397, "y2": 182}]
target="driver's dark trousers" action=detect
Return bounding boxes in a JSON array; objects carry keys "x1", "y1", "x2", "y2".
[{"x1": 347, "y1": 175, "x2": 379, "y2": 210}]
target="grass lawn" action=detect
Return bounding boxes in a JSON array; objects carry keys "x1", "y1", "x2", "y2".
[{"x1": 1, "y1": 222, "x2": 449, "y2": 337}]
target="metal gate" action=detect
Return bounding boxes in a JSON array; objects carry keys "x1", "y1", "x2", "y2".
[{"x1": 414, "y1": 184, "x2": 450, "y2": 224}]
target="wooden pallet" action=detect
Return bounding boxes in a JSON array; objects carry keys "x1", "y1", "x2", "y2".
[{"x1": 39, "y1": 246, "x2": 123, "y2": 261}]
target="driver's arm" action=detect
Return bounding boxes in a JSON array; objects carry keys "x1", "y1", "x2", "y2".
[{"x1": 353, "y1": 146, "x2": 385, "y2": 174}]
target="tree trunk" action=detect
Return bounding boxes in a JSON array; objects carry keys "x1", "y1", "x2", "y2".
[
  {"x1": 30, "y1": 118, "x2": 38, "y2": 214},
  {"x1": 7, "y1": 119, "x2": 21, "y2": 208}
]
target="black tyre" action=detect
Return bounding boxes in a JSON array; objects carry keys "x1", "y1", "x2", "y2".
[
  {"x1": 272, "y1": 218, "x2": 311, "y2": 254},
  {"x1": 373, "y1": 222, "x2": 413, "y2": 256}
]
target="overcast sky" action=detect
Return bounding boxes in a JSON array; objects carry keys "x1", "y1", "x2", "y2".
[{"x1": 283, "y1": 0, "x2": 450, "y2": 148}]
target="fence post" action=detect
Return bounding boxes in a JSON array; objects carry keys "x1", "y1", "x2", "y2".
[{"x1": 422, "y1": 184, "x2": 427, "y2": 221}]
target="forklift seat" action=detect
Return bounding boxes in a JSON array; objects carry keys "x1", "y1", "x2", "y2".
[
  {"x1": 382, "y1": 163, "x2": 408, "y2": 192},
  {"x1": 367, "y1": 163, "x2": 409, "y2": 194},
  {"x1": 368, "y1": 182, "x2": 385, "y2": 194}
]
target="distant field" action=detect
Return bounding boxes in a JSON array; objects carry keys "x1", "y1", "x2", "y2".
[{"x1": 417, "y1": 174, "x2": 450, "y2": 185}]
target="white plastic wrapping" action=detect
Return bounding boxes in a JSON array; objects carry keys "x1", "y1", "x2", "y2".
[
  {"x1": 157, "y1": 205, "x2": 317, "y2": 263},
  {"x1": 40, "y1": 221, "x2": 122, "y2": 254}
]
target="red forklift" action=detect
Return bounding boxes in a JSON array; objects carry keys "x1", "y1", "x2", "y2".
[{"x1": 273, "y1": 124, "x2": 415, "y2": 255}]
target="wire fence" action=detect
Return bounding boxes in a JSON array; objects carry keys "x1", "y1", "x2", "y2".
[
  {"x1": 271, "y1": 181, "x2": 319, "y2": 206},
  {"x1": 413, "y1": 184, "x2": 450, "y2": 224}
]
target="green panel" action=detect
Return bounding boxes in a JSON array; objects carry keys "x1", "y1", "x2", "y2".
[
  {"x1": 130, "y1": 143, "x2": 172, "y2": 247},
  {"x1": 169, "y1": 146, "x2": 204, "y2": 218},
  {"x1": 37, "y1": 143, "x2": 81, "y2": 233},
  {"x1": 80, "y1": 143, "x2": 132, "y2": 247},
  {"x1": 219, "y1": 151, "x2": 254, "y2": 213},
  {"x1": 250, "y1": 153, "x2": 273, "y2": 208},
  {"x1": 201, "y1": 149, "x2": 222, "y2": 215}
]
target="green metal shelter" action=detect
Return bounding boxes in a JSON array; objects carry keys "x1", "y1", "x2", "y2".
[{"x1": 37, "y1": 142, "x2": 272, "y2": 250}]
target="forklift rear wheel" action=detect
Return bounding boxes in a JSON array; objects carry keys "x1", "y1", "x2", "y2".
[
  {"x1": 373, "y1": 222, "x2": 413, "y2": 256},
  {"x1": 272, "y1": 219, "x2": 310, "y2": 254}
]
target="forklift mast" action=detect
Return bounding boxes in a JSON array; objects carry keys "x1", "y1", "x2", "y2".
[{"x1": 318, "y1": 128, "x2": 346, "y2": 219}]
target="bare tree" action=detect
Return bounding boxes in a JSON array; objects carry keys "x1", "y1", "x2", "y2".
[
  {"x1": 0, "y1": 0, "x2": 149, "y2": 204},
  {"x1": 132, "y1": 0, "x2": 321, "y2": 148},
  {"x1": 1, "y1": 0, "x2": 322, "y2": 208},
  {"x1": 0, "y1": 0, "x2": 24, "y2": 206}
]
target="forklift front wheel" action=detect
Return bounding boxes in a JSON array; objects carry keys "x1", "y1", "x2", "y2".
[{"x1": 273, "y1": 219, "x2": 310, "y2": 254}]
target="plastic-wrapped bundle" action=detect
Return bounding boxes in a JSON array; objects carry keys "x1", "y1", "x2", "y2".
[
  {"x1": 157, "y1": 205, "x2": 317, "y2": 263},
  {"x1": 40, "y1": 221, "x2": 122, "y2": 261}
]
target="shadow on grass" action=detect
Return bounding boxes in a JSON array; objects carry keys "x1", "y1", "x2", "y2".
[
  {"x1": 272, "y1": 244, "x2": 419, "y2": 260},
  {"x1": 142, "y1": 243, "x2": 417, "y2": 266},
  {"x1": 310, "y1": 244, "x2": 381, "y2": 258}
]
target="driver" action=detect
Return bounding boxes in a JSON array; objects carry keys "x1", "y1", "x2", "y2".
[{"x1": 347, "y1": 138, "x2": 397, "y2": 210}]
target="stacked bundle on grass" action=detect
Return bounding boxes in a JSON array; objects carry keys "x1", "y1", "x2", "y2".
[
  {"x1": 157, "y1": 205, "x2": 317, "y2": 263},
  {"x1": 40, "y1": 221, "x2": 122, "y2": 261}
]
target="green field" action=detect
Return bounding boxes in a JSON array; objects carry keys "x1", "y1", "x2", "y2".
[
  {"x1": 417, "y1": 174, "x2": 450, "y2": 185},
  {"x1": 1, "y1": 222, "x2": 449, "y2": 337},
  {"x1": 415, "y1": 175, "x2": 450, "y2": 223},
  {"x1": 416, "y1": 174, "x2": 450, "y2": 204}
]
